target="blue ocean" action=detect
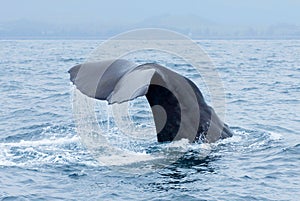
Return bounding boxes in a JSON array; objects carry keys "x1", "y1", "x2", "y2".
[{"x1": 0, "y1": 40, "x2": 299, "y2": 200}]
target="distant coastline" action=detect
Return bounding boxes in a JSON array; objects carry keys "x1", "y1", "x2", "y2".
[
  {"x1": 1, "y1": 16, "x2": 299, "y2": 40},
  {"x1": 1, "y1": 36, "x2": 300, "y2": 40}
]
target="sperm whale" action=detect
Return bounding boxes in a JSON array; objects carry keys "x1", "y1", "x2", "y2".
[{"x1": 68, "y1": 59, "x2": 233, "y2": 143}]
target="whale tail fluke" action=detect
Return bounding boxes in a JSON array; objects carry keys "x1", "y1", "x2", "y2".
[{"x1": 69, "y1": 59, "x2": 233, "y2": 143}]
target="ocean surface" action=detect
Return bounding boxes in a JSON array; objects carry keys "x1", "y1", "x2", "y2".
[{"x1": 0, "y1": 40, "x2": 299, "y2": 200}]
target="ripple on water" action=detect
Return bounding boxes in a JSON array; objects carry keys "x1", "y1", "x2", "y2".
[{"x1": 0, "y1": 40, "x2": 299, "y2": 200}]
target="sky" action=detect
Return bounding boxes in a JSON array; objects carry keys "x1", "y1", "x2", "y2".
[
  {"x1": 0, "y1": 0, "x2": 299, "y2": 38},
  {"x1": 1, "y1": 0, "x2": 300, "y2": 26}
]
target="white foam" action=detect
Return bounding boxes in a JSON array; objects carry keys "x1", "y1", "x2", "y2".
[
  {"x1": 97, "y1": 150, "x2": 157, "y2": 166},
  {"x1": 268, "y1": 131, "x2": 283, "y2": 140},
  {"x1": 1, "y1": 135, "x2": 80, "y2": 148},
  {"x1": 0, "y1": 135, "x2": 84, "y2": 167},
  {"x1": 220, "y1": 134, "x2": 243, "y2": 144},
  {"x1": 166, "y1": 138, "x2": 190, "y2": 148}
]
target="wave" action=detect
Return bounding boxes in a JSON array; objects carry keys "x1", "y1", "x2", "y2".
[{"x1": 0, "y1": 122, "x2": 287, "y2": 176}]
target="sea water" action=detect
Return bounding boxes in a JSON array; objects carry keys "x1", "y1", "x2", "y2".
[{"x1": 0, "y1": 40, "x2": 299, "y2": 200}]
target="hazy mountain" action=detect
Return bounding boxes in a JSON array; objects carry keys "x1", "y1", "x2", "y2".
[{"x1": 0, "y1": 15, "x2": 299, "y2": 39}]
